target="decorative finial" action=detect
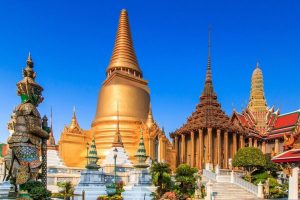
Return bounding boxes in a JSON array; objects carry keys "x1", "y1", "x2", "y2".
[
  {"x1": 256, "y1": 61, "x2": 260, "y2": 68},
  {"x1": 70, "y1": 107, "x2": 80, "y2": 130},
  {"x1": 106, "y1": 9, "x2": 142, "y2": 76},
  {"x1": 112, "y1": 101, "x2": 124, "y2": 147},
  {"x1": 26, "y1": 52, "x2": 34, "y2": 68},
  {"x1": 205, "y1": 27, "x2": 212, "y2": 83}
]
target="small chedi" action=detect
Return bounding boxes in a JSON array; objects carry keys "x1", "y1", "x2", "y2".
[{"x1": 3, "y1": 54, "x2": 50, "y2": 198}]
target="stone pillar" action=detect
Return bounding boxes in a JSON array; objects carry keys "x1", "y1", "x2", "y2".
[
  {"x1": 191, "y1": 131, "x2": 195, "y2": 167},
  {"x1": 217, "y1": 129, "x2": 221, "y2": 167},
  {"x1": 224, "y1": 131, "x2": 228, "y2": 169},
  {"x1": 175, "y1": 136, "x2": 179, "y2": 166},
  {"x1": 240, "y1": 135, "x2": 244, "y2": 148},
  {"x1": 207, "y1": 128, "x2": 213, "y2": 164},
  {"x1": 233, "y1": 133, "x2": 237, "y2": 157},
  {"x1": 253, "y1": 138, "x2": 258, "y2": 147},
  {"x1": 262, "y1": 141, "x2": 266, "y2": 154},
  {"x1": 198, "y1": 129, "x2": 203, "y2": 169},
  {"x1": 274, "y1": 139, "x2": 279, "y2": 154},
  {"x1": 288, "y1": 166, "x2": 299, "y2": 200},
  {"x1": 257, "y1": 182, "x2": 264, "y2": 198},
  {"x1": 249, "y1": 137, "x2": 253, "y2": 147},
  {"x1": 181, "y1": 134, "x2": 186, "y2": 163}
]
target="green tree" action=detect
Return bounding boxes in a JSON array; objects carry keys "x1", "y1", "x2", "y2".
[
  {"x1": 264, "y1": 153, "x2": 280, "y2": 177},
  {"x1": 150, "y1": 162, "x2": 173, "y2": 199},
  {"x1": 174, "y1": 164, "x2": 198, "y2": 199},
  {"x1": 233, "y1": 147, "x2": 266, "y2": 181},
  {"x1": 57, "y1": 181, "x2": 74, "y2": 200}
]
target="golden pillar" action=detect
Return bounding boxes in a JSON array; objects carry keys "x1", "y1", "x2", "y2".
[
  {"x1": 191, "y1": 131, "x2": 195, "y2": 167},
  {"x1": 175, "y1": 136, "x2": 179, "y2": 166},
  {"x1": 217, "y1": 129, "x2": 221, "y2": 167},
  {"x1": 208, "y1": 127, "x2": 213, "y2": 164},
  {"x1": 198, "y1": 129, "x2": 203, "y2": 169},
  {"x1": 254, "y1": 138, "x2": 258, "y2": 147},
  {"x1": 181, "y1": 134, "x2": 186, "y2": 163},
  {"x1": 262, "y1": 141, "x2": 266, "y2": 154},
  {"x1": 224, "y1": 131, "x2": 228, "y2": 169},
  {"x1": 275, "y1": 139, "x2": 279, "y2": 154},
  {"x1": 249, "y1": 137, "x2": 253, "y2": 147},
  {"x1": 233, "y1": 133, "x2": 237, "y2": 157},
  {"x1": 149, "y1": 138, "x2": 154, "y2": 159}
]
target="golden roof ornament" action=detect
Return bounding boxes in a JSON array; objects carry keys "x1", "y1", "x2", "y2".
[
  {"x1": 146, "y1": 104, "x2": 154, "y2": 128},
  {"x1": 112, "y1": 102, "x2": 124, "y2": 147},
  {"x1": 248, "y1": 62, "x2": 267, "y2": 112},
  {"x1": 69, "y1": 107, "x2": 80, "y2": 130},
  {"x1": 106, "y1": 9, "x2": 142, "y2": 76}
]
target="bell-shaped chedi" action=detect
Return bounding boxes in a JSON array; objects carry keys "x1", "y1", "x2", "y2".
[{"x1": 92, "y1": 9, "x2": 151, "y2": 162}]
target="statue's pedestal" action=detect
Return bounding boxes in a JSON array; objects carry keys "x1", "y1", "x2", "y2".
[
  {"x1": 0, "y1": 181, "x2": 12, "y2": 198},
  {"x1": 123, "y1": 168, "x2": 156, "y2": 200},
  {"x1": 123, "y1": 185, "x2": 156, "y2": 200},
  {"x1": 74, "y1": 169, "x2": 106, "y2": 200}
]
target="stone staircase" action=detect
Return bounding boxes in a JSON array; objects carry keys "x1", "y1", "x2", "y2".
[
  {"x1": 211, "y1": 181, "x2": 260, "y2": 200},
  {"x1": 202, "y1": 171, "x2": 261, "y2": 200}
]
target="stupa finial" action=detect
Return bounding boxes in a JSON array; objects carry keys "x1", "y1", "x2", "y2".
[
  {"x1": 106, "y1": 9, "x2": 142, "y2": 76},
  {"x1": 112, "y1": 102, "x2": 124, "y2": 147}
]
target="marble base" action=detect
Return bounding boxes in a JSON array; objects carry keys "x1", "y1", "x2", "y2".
[
  {"x1": 122, "y1": 185, "x2": 156, "y2": 200},
  {"x1": 0, "y1": 182, "x2": 12, "y2": 198},
  {"x1": 74, "y1": 185, "x2": 107, "y2": 200},
  {"x1": 77, "y1": 169, "x2": 105, "y2": 186}
]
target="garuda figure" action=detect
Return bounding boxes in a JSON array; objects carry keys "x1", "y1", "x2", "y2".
[{"x1": 6, "y1": 53, "x2": 50, "y2": 192}]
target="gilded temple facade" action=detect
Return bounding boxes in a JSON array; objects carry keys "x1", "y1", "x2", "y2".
[
  {"x1": 171, "y1": 34, "x2": 245, "y2": 170},
  {"x1": 58, "y1": 9, "x2": 174, "y2": 169}
]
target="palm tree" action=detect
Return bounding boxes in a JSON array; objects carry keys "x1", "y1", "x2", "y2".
[{"x1": 150, "y1": 162, "x2": 173, "y2": 198}]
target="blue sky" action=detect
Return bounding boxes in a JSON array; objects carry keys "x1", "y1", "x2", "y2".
[{"x1": 0, "y1": 0, "x2": 300, "y2": 143}]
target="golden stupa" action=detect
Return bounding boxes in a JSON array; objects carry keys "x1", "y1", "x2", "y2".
[
  {"x1": 58, "y1": 9, "x2": 175, "y2": 169},
  {"x1": 92, "y1": 9, "x2": 150, "y2": 159}
]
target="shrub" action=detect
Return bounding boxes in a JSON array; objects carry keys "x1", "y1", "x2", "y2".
[
  {"x1": 174, "y1": 164, "x2": 198, "y2": 199},
  {"x1": 150, "y1": 162, "x2": 173, "y2": 199},
  {"x1": 20, "y1": 181, "x2": 51, "y2": 200},
  {"x1": 233, "y1": 147, "x2": 266, "y2": 181},
  {"x1": 97, "y1": 195, "x2": 123, "y2": 200}
]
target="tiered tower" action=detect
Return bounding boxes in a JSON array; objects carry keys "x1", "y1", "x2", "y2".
[{"x1": 247, "y1": 63, "x2": 269, "y2": 134}]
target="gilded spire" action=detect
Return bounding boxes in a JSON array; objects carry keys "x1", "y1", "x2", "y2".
[
  {"x1": 201, "y1": 28, "x2": 215, "y2": 97},
  {"x1": 106, "y1": 9, "x2": 142, "y2": 76},
  {"x1": 112, "y1": 102, "x2": 124, "y2": 147},
  {"x1": 248, "y1": 63, "x2": 267, "y2": 112},
  {"x1": 146, "y1": 104, "x2": 154, "y2": 128},
  {"x1": 69, "y1": 106, "x2": 80, "y2": 130}
]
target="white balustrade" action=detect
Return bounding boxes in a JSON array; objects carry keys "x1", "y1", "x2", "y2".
[{"x1": 233, "y1": 174, "x2": 258, "y2": 196}]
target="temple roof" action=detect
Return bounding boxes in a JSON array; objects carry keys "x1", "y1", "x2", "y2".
[
  {"x1": 233, "y1": 109, "x2": 300, "y2": 139},
  {"x1": 106, "y1": 9, "x2": 142, "y2": 75},
  {"x1": 272, "y1": 148, "x2": 300, "y2": 163},
  {"x1": 176, "y1": 31, "x2": 232, "y2": 134}
]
